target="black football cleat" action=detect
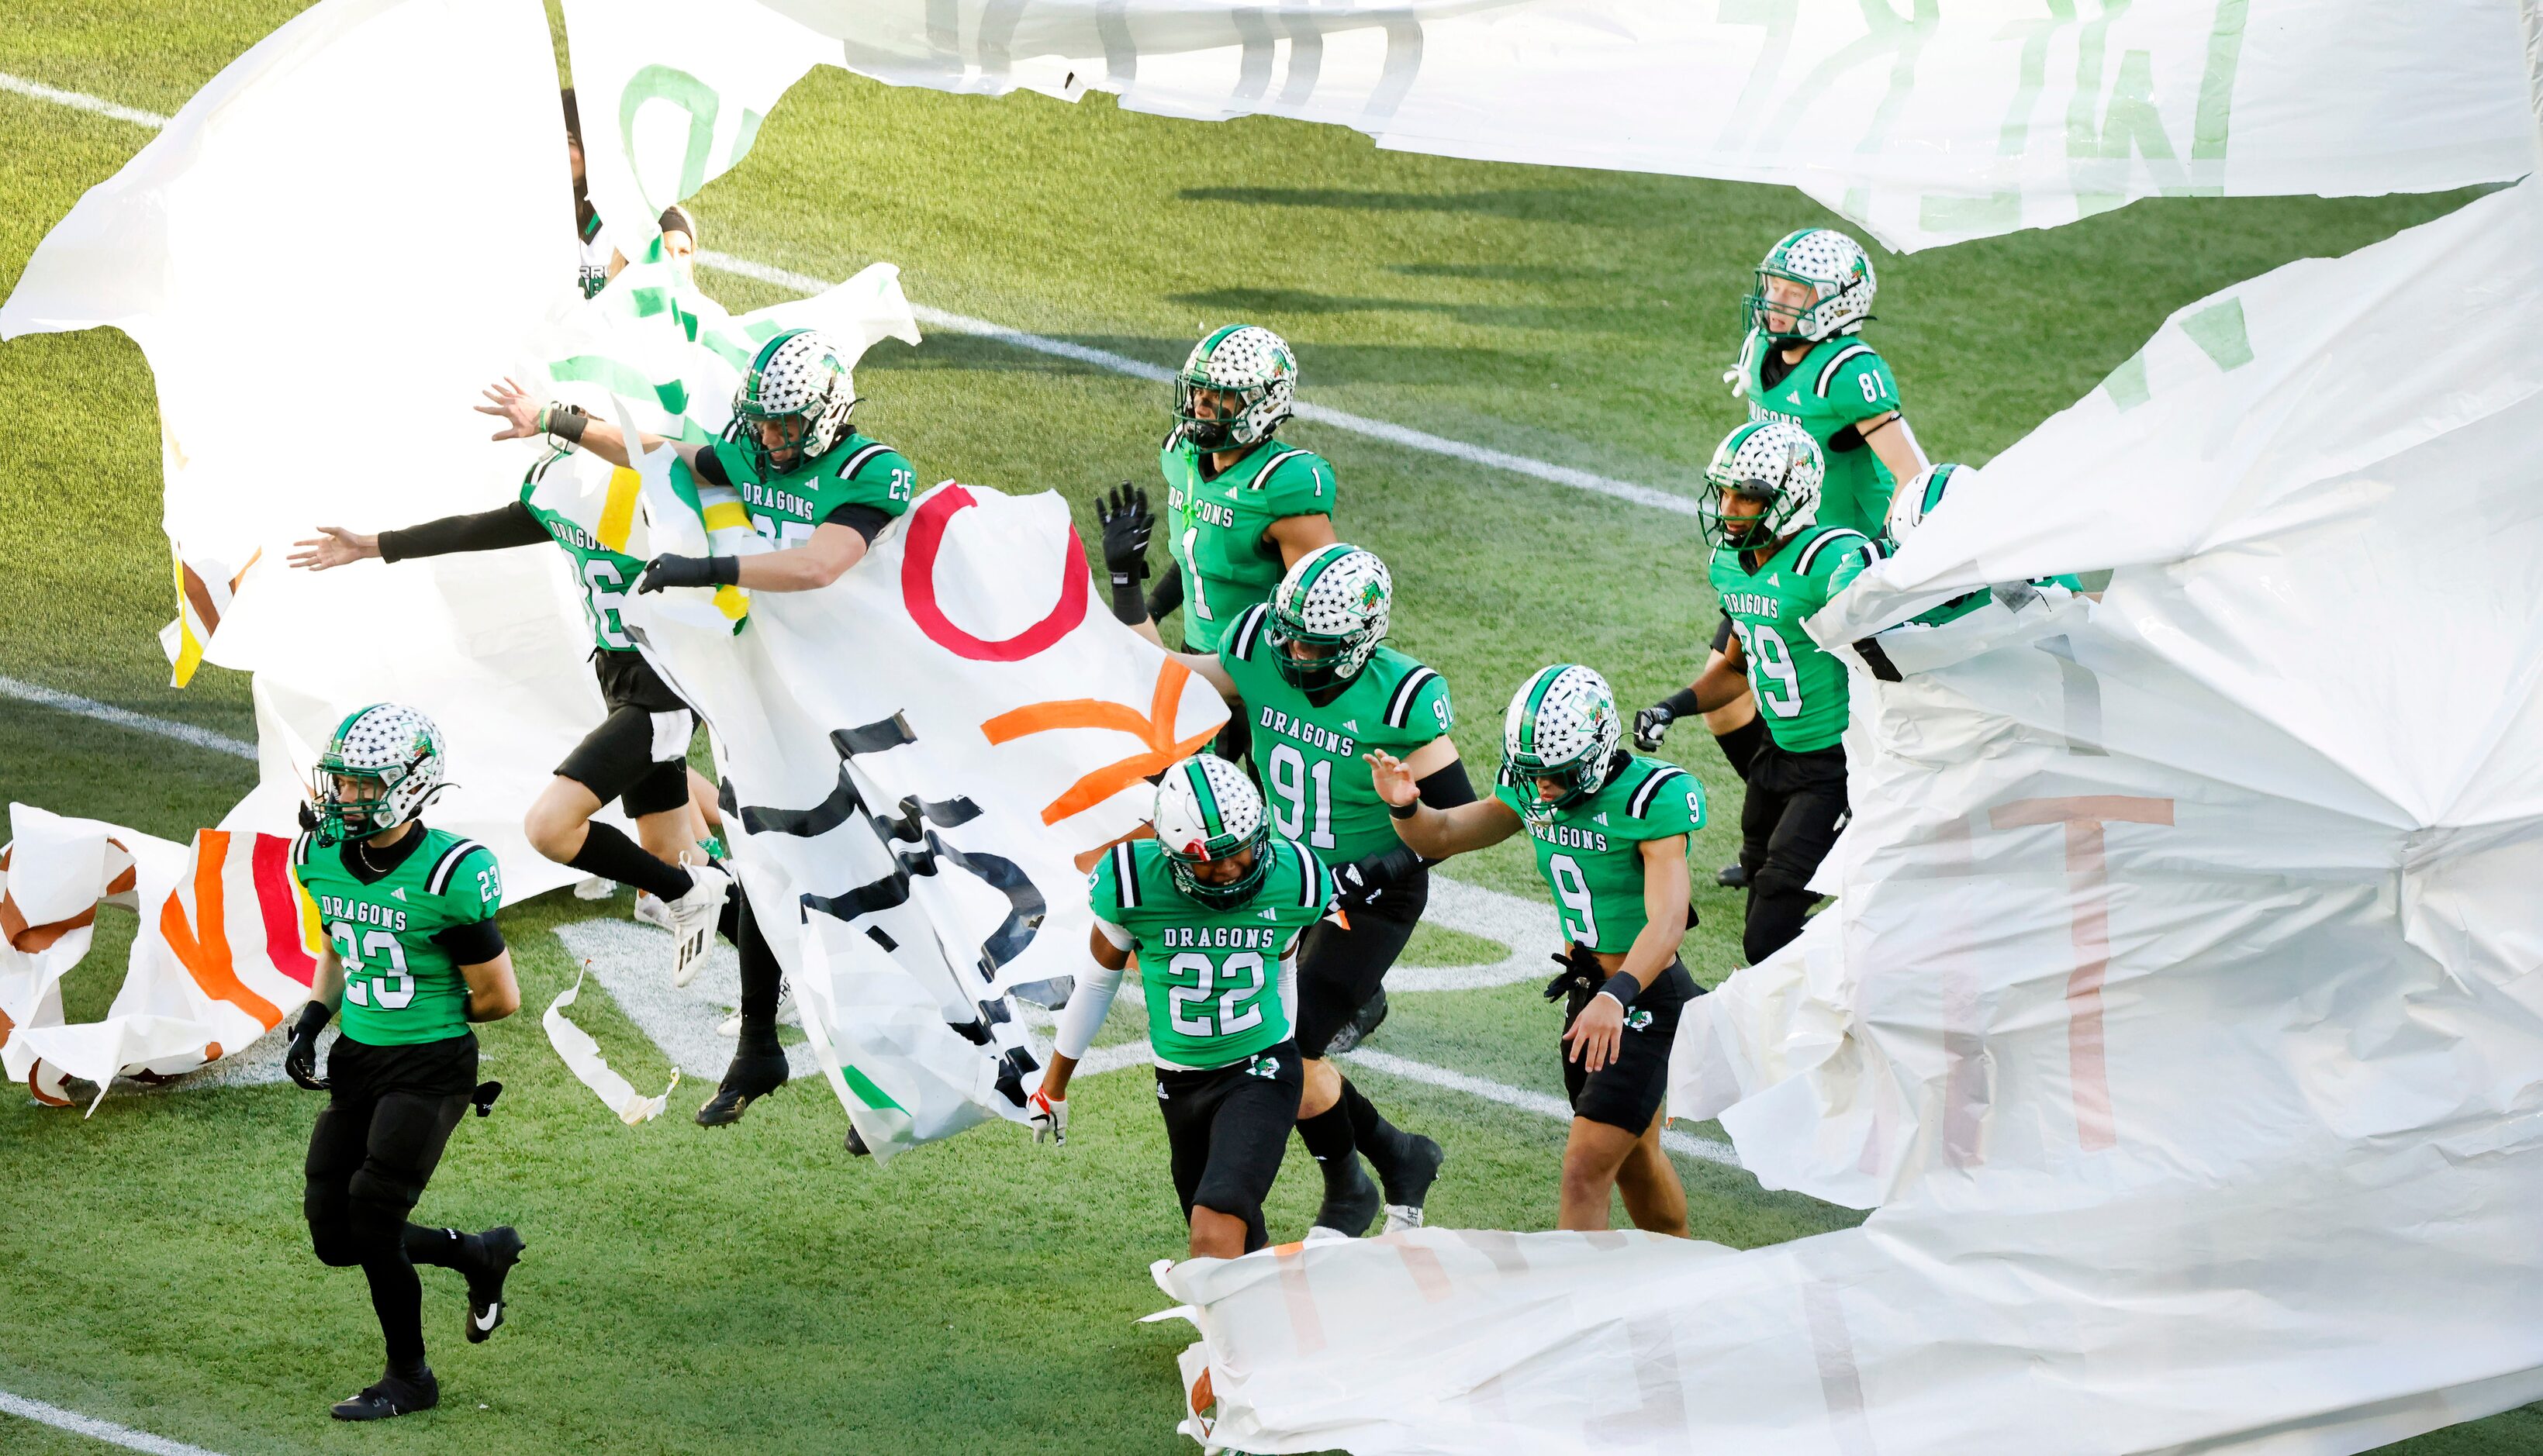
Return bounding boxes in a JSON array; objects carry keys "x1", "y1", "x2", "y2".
[
  {"x1": 330, "y1": 1369, "x2": 438, "y2": 1422},
  {"x1": 464, "y1": 1225, "x2": 523, "y2": 1344},
  {"x1": 843, "y1": 1123, "x2": 872, "y2": 1157},
  {"x1": 1309, "y1": 1160, "x2": 1384, "y2": 1239},
  {"x1": 1326, "y1": 988, "x2": 1390, "y2": 1054},
  {"x1": 1715, "y1": 863, "x2": 1751, "y2": 890},
  {"x1": 1379, "y1": 1135, "x2": 1446, "y2": 1233},
  {"x1": 696, "y1": 1043, "x2": 788, "y2": 1127}
]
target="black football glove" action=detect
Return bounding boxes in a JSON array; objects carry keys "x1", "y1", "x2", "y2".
[
  {"x1": 637, "y1": 553, "x2": 738, "y2": 594},
  {"x1": 1633, "y1": 704, "x2": 1675, "y2": 753},
  {"x1": 1097, "y1": 482, "x2": 1154, "y2": 586},
  {"x1": 284, "y1": 1001, "x2": 330, "y2": 1092}
]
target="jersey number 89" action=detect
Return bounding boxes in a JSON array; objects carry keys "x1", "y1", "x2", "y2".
[{"x1": 1730, "y1": 620, "x2": 1803, "y2": 719}]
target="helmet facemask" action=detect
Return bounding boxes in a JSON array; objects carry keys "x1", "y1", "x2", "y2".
[
  {"x1": 1698, "y1": 476, "x2": 1792, "y2": 551},
  {"x1": 1163, "y1": 832, "x2": 1272, "y2": 910}
]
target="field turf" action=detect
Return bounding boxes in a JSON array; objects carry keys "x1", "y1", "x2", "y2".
[{"x1": 1, "y1": 2, "x2": 2533, "y2": 1451}]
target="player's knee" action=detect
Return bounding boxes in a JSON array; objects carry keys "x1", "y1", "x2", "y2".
[
  {"x1": 521, "y1": 795, "x2": 587, "y2": 862},
  {"x1": 304, "y1": 1186, "x2": 361, "y2": 1268},
  {"x1": 1558, "y1": 1152, "x2": 1614, "y2": 1209},
  {"x1": 344, "y1": 1170, "x2": 421, "y2": 1258}
]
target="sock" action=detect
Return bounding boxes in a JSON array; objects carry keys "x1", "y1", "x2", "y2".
[
  {"x1": 566, "y1": 822, "x2": 693, "y2": 902},
  {"x1": 736, "y1": 902, "x2": 783, "y2": 1034},
  {"x1": 1712, "y1": 716, "x2": 1767, "y2": 778},
  {"x1": 1339, "y1": 1078, "x2": 1413, "y2": 1179},
  {"x1": 361, "y1": 1253, "x2": 427, "y2": 1368},
  {"x1": 1295, "y1": 1102, "x2": 1361, "y2": 1189},
  {"x1": 401, "y1": 1224, "x2": 472, "y2": 1271}
]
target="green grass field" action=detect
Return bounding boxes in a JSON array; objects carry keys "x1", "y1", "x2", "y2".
[{"x1": 3, "y1": 2, "x2": 2538, "y2": 1452}]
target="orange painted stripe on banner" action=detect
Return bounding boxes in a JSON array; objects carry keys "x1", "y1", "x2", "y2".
[
  {"x1": 980, "y1": 660, "x2": 1228, "y2": 825},
  {"x1": 159, "y1": 830, "x2": 281, "y2": 1026}
]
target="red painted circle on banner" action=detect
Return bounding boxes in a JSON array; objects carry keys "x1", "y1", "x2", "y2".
[{"x1": 900, "y1": 483, "x2": 1090, "y2": 661}]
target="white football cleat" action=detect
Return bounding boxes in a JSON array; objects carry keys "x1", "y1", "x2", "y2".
[
  {"x1": 634, "y1": 892, "x2": 672, "y2": 932},
  {"x1": 665, "y1": 860, "x2": 731, "y2": 988},
  {"x1": 572, "y1": 875, "x2": 612, "y2": 900}
]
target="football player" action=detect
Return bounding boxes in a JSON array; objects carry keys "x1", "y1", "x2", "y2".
[
  {"x1": 479, "y1": 326, "x2": 921, "y2": 1127},
  {"x1": 1027, "y1": 757, "x2": 1335, "y2": 1258},
  {"x1": 1151, "y1": 325, "x2": 1339, "y2": 657},
  {"x1": 1099, "y1": 495, "x2": 1461, "y2": 1233},
  {"x1": 562, "y1": 88, "x2": 624, "y2": 300},
  {"x1": 289, "y1": 456, "x2": 733, "y2": 988},
  {"x1": 1690, "y1": 228, "x2": 1929, "y2": 888},
  {"x1": 1370, "y1": 667, "x2": 1702, "y2": 1237},
  {"x1": 1639, "y1": 421, "x2": 1873, "y2": 964},
  {"x1": 282, "y1": 705, "x2": 526, "y2": 1420}
]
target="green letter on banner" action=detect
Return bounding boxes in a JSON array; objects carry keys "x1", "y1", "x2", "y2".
[{"x1": 619, "y1": 64, "x2": 720, "y2": 217}]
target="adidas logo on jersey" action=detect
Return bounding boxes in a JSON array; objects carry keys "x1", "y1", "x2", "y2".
[
  {"x1": 1767, "y1": 573, "x2": 1782, "y2": 585},
  {"x1": 1342, "y1": 719, "x2": 1360, "y2": 731},
  {"x1": 1258, "y1": 908, "x2": 1279, "y2": 920},
  {"x1": 391, "y1": 888, "x2": 408, "y2": 901},
  {"x1": 1595, "y1": 813, "x2": 1610, "y2": 826}
]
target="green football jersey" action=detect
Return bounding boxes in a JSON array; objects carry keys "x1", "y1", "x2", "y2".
[
  {"x1": 1712, "y1": 524, "x2": 1878, "y2": 753},
  {"x1": 1491, "y1": 754, "x2": 1703, "y2": 954},
  {"x1": 521, "y1": 448, "x2": 648, "y2": 654},
  {"x1": 696, "y1": 431, "x2": 920, "y2": 547},
  {"x1": 294, "y1": 828, "x2": 501, "y2": 1047},
  {"x1": 1742, "y1": 329, "x2": 1904, "y2": 537},
  {"x1": 1217, "y1": 603, "x2": 1453, "y2": 863},
  {"x1": 1087, "y1": 835, "x2": 1334, "y2": 1069},
  {"x1": 1157, "y1": 434, "x2": 1337, "y2": 651}
]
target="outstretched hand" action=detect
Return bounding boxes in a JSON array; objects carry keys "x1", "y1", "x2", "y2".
[
  {"x1": 1097, "y1": 481, "x2": 1154, "y2": 582},
  {"x1": 477, "y1": 377, "x2": 543, "y2": 441},
  {"x1": 289, "y1": 526, "x2": 378, "y2": 571},
  {"x1": 1364, "y1": 749, "x2": 1418, "y2": 809}
]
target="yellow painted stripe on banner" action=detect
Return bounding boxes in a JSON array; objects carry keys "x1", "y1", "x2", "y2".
[
  {"x1": 700, "y1": 501, "x2": 749, "y2": 533},
  {"x1": 168, "y1": 546, "x2": 205, "y2": 689},
  {"x1": 596, "y1": 466, "x2": 642, "y2": 552},
  {"x1": 713, "y1": 585, "x2": 749, "y2": 622}
]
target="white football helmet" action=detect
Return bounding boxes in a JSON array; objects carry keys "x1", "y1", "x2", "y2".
[
  {"x1": 1176, "y1": 324, "x2": 1296, "y2": 452},
  {"x1": 1501, "y1": 665, "x2": 1623, "y2": 819},
  {"x1": 311, "y1": 703, "x2": 449, "y2": 846},
  {"x1": 1747, "y1": 227, "x2": 1877, "y2": 344},
  {"x1": 1886, "y1": 461, "x2": 1962, "y2": 543},
  {"x1": 726, "y1": 326, "x2": 855, "y2": 478},
  {"x1": 1699, "y1": 419, "x2": 1826, "y2": 549},
  {"x1": 1268, "y1": 543, "x2": 1391, "y2": 692},
  {"x1": 1153, "y1": 755, "x2": 1273, "y2": 909}
]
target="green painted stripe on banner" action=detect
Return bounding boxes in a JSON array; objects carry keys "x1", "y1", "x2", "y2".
[
  {"x1": 841, "y1": 1064, "x2": 905, "y2": 1113},
  {"x1": 550, "y1": 354, "x2": 689, "y2": 416},
  {"x1": 2182, "y1": 298, "x2": 2254, "y2": 373}
]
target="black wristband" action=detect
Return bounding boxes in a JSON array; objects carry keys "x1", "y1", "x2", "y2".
[
  {"x1": 707, "y1": 554, "x2": 741, "y2": 588},
  {"x1": 1388, "y1": 799, "x2": 1420, "y2": 820},
  {"x1": 543, "y1": 403, "x2": 589, "y2": 446},
  {"x1": 1596, "y1": 971, "x2": 1639, "y2": 1007},
  {"x1": 1660, "y1": 688, "x2": 1703, "y2": 718},
  {"x1": 292, "y1": 1000, "x2": 333, "y2": 1036},
  {"x1": 1109, "y1": 571, "x2": 1149, "y2": 626}
]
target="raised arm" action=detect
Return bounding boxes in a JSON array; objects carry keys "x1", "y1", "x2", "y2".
[
  {"x1": 1367, "y1": 747, "x2": 1521, "y2": 858},
  {"x1": 475, "y1": 376, "x2": 707, "y2": 473},
  {"x1": 1093, "y1": 483, "x2": 1237, "y2": 694}
]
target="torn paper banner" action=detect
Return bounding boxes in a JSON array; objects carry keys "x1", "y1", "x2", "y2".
[{"x1": 544, "y1": 966, "x2": 678, "y2": 1125}]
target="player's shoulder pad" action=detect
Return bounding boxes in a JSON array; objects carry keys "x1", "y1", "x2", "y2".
[
  {"x1": 1622, "y1": 757, "x2": 1699, "y2": 826},
  {"x1": 1380, "y1": 657, "x2": 1449, "y2": 733},
  {"x1": 1278, "y1": 836, "x2": 1334, "y2": 913},
  {"x1": 1810, "y1": 340, "x2": 1888, "y2": 399},
  {"x1": 292, "y1": 830, "x2": 316, "y2": 868},
  {"x1": 1795, "y1": 525, "x2": 1875, "y2": 577},
  {"x1": 424, "y1": 836, "x2": 497, "y2": 900},
  {"x1": 829, "y1": 438, "x2": 908, "y2": 483},
  {"x1": 1225, "y1": 603, "x2": 1274, "y2": 664},
  {"x1": 1252, "y1": 446, "x2": 1334, "y2": 502}
]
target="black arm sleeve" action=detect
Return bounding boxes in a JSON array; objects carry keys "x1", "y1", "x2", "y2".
[
  {"x1": 691, "y1": 446, "x2": 731, "y2": 487},
  {"x1": 1415, "y1": 757, "x2": 1479, "y2": 810},
  {"x1": 821, "y1": 502, "x2": 893, "y2": 544},
  {"x1": 377, "y1": 502, "x2": 547, "y2": 563},
  {"x1": 431, "y1": 918, "x2": 507, "y2": 965},
  {"x1": 1145, "y1": 560, "x2": 1185, "y2": 622}
]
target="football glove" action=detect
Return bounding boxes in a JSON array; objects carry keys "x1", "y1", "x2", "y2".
[
  {"x1": 637, "y1": 553, "x2": 738, "y2": 594},
  {"x1": 1027, "y1": 1085, "x2": 1068, "y2": 1147},
  {"x1": 284, "y1": 1001, "x2": 330, "y2": 1092},
  {"x1": 1633, "y1": 703, "x2": 1675, "y2": 752},
  {"x1": 1097, "y1": 482, "x2": 1154, "y2": 586}
]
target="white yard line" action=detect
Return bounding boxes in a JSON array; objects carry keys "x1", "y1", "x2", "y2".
[
  {"x1": 0, "y1": 675, "x2": 256, "y2": 761},
  {"x1": 0, "y1": 1390, "x2": 227, "y2": 1456},
  {"x1": 0, "y1": 71, "x2": 1695, "y2": 520}
]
